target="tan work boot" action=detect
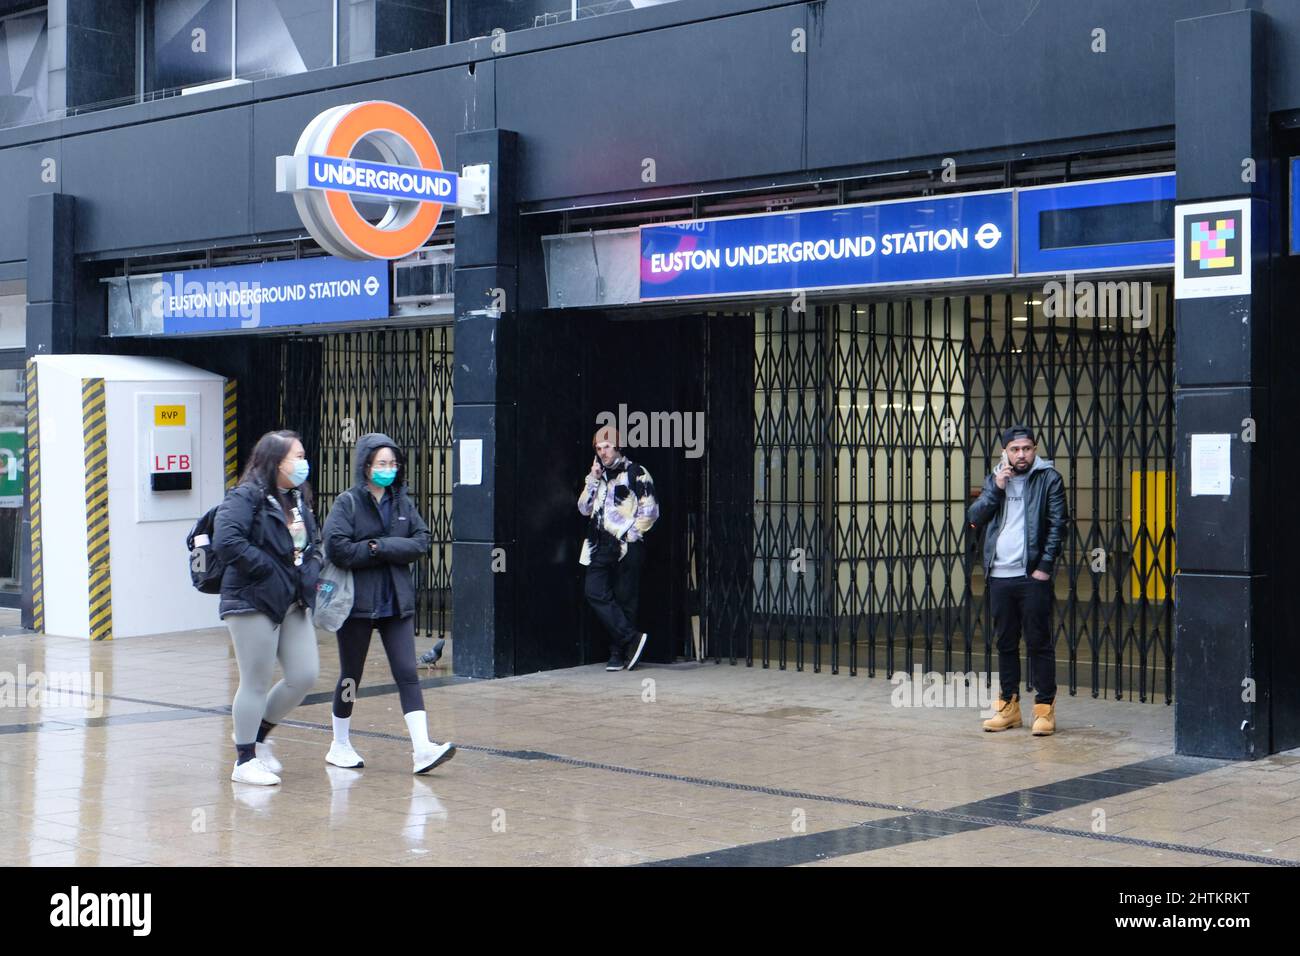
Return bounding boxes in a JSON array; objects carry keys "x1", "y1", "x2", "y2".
[
  {"x1": 1032, "y1": 702, "x2": 1056, "y2": 736},
  {"x1": 982, "y1": 694, "x2": 1022, "y2": 732}
]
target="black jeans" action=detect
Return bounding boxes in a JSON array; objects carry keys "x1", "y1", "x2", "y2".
[
  {"x1": 332, "y1": 614, "x2": 422, "y2": 718},
  {"x1": 584, "y1": 534, "x2": 646, "y2": 650},
  {"x1": 988, "y1": 574, "x2": 1056, "y2": 704}
]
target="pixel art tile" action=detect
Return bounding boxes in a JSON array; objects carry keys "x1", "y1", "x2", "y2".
[{"x1": 1189, "y1": 217, "x2": 1236, "y2": 270}]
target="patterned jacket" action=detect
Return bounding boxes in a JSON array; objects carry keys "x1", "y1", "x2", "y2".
[{"x1": 577, "y1": 456, "x2": 660, "y2": 565}]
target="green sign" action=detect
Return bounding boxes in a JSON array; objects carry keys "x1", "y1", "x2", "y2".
[{"x1": 0, "y1": 427, "x2": 24, "y2": 508}]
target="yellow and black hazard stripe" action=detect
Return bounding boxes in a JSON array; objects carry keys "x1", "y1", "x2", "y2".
[
  {"x1": 224, "y1": 379, "x2": 238, "y2": 489},
  {"x1": 25, "y1": 359, "x2": 43, "y2": 634},
  {"x1": 82, "y1": 377, "x2": 111, "y2": 641}
]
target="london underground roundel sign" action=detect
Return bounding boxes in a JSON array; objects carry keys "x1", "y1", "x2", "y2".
[{"x1": 276, "y1": 101, "x2": 486, "y2": 261}]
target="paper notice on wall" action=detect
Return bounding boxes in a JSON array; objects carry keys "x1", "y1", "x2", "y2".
[
  {"x1": 1190, "y1": 434, "x2": 1231, "y2": 496},
  {"x1": 459, "y1": 439, "x2": 483, "y2": 486}
]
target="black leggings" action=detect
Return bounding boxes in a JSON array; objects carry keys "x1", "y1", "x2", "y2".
[{"x1": 332, "y1": 615, "x2": 423, "y2": 718}]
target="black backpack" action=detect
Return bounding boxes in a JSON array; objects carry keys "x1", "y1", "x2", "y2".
[
  {"x1": 186, "y1": 490, "x2": 263, "y2": 594},
  {"x1": 186, "y1": 503, "x2": 225, "y2": 594}
]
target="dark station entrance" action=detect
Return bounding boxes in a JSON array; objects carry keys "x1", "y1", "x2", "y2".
[{"x1": 553, "y1": 282, "x2": 1175, "y2": 703}]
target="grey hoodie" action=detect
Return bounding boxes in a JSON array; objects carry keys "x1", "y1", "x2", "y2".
[{"x1": 990, "y1": 456, "x2": 1054, "y2": 578}]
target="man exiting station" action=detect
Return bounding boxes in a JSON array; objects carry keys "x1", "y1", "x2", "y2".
[{"x1": 578, "y1": 426, "x2": 659, "y2": 672}]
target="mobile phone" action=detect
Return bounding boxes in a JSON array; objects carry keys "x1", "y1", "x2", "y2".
[{"x1": 997, "y1": 452, "x2": 1010, "y2": 473}]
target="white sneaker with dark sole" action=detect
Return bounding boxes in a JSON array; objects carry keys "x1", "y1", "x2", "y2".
[
  {"x1": 231, "y1": 757, "x2": 281, "y2": 786},
  {"x1": 413, "y1": 742, "x2": 457, "y2": 774},
  {"x1": 625, "y1": 633, "x2": 649, "y2": 671},
  {"x1": 326, "y1": 740, "x2": 365, "y2": 769}
]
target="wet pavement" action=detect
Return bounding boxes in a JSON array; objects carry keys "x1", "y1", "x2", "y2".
[{"x1": 2, "y1": 612, "x2": 1298, "y2": 867}]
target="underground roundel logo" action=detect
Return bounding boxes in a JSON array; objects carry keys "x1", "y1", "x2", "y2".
[
  {"x1": 276, "y1": 101, "x2": 453, "y2": 260},
  {"x1": 974, "y1": 222, "x2": 1002, "y2": 250}
]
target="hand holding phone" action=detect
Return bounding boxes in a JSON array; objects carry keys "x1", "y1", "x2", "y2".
[{"x1": 994, "y1": 452, "x2": 1013, "y2": 489}]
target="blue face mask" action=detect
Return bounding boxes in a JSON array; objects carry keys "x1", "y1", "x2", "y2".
[
  {"x1": 372, "y1": 467, "x2": 397, "y2": 487},
  {"x1": 287, "y1": 458, "x2": 310, "y2": 487}
]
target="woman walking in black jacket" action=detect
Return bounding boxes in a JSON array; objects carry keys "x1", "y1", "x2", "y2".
[
  {"x1": 323, "y1": 432, "x2": 455, "y2": 774},
  {"x1": 213, "y1": 430, "x2": 323, "y2": 786}
]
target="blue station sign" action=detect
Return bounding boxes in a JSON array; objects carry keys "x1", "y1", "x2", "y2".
[
  {"x1": 640, "y1": 190, "x2": 1015, "y2": 301},
  {"x1": 302, "y1": 154, "x2": 459, "y2": 205},
  {"x1": 157, "y1": 256, "x2": 389, "y2": 334}
]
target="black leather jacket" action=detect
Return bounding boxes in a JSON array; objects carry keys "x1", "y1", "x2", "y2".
[{"x1": 966, "y1": 461, "x2": 1070, "y2": 576}]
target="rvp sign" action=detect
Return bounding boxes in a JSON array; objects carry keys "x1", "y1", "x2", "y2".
[{"x1": 154, "y1": 405, "x2": 186, "y2": 426}]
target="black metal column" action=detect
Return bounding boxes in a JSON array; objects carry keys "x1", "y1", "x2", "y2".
[
  {"x1": 1172, "y1": 10, "x2": 1273, "y2": 757},
  {"x1": 25, "y1": 193, "x2": 76, "y2": 359},
  {"x1": 451, "y1": 129, "x2": 519, "y2": 678}
]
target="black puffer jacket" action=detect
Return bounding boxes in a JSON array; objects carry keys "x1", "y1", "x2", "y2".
[
  {"x1": 213, "y1": 481, "x2": 323, "y2": 623},
  {"x1": 323, "y1": 433, "x2": 431, "y2": 620},
  {"x1": 966, "y1": 457, "x2": 1070, "y2": 576}
]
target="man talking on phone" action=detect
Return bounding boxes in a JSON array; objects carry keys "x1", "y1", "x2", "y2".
[
  {"x1": 967, "y1": 425, "x2": 1070, "y2": 735},
  {"x1": 578, "y1": 426, "x2": 659, "y2": 671}
]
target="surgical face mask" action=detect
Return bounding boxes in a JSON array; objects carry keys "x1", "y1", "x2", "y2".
[
  {"x1": 286, "y1": 458, "x2": 310, "y2": 487},
  {"x1": 372, "y1": 467, "x2": 397, "y2": 487}
]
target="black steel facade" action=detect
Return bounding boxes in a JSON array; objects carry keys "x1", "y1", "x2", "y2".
[{"x1": 3, "y1": 0, "x2": 1300, "y2": 758}]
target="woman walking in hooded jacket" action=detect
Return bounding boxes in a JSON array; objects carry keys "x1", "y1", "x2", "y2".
[
  {"x1": 323, "y1": 432, "x2": 456, "y2": 774},
  {"x1": 214, "y1": 430, "x2": 323, "y2": 786}
]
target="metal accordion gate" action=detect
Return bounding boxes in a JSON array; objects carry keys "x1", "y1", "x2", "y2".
[
  {"x1": 700, "y1": 285, "x2": 1175, "y2": 702},
  {"x1": 274, "y1": 326, "x2": 454, "y2": 640}
]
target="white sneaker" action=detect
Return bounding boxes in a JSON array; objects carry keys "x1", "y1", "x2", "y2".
[
  {"x1": 230, "y1": 732, "x2": 283, "y2": 774},
  {"x1": 413, "y1": 741, "x2": 457, "y2": 774},
  {"x1": 255, "y1": 741, "x2": 282, "y2": 774},
  {"x1": 326, "y1": 740, "x2": 365, "y2": 769},
  {"x1": 231, "y1": 757, "x2": 281, "y2": 786}
]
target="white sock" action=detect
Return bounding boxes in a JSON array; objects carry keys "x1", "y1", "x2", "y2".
[
  {"x1": 404, "y1": 710, "x2": 431, "y2": 751},
  {"x1": 332, "y1": 715, "x2": 351, "y2": 745}
]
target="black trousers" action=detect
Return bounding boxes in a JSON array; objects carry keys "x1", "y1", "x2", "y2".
[
  {"x1": 332, "y1": 614, "x2": 423, "y2": 718},
  {"x1": 988, "y1": 574, "x2": 1056, "y2": 705},
  {"x1": 584, "y1": 535, "x2": 645, "y2": 648}
]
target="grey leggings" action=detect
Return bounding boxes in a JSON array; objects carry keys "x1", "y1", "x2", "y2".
[{"x1": 226, "y1": 606, "x2": 320, "y2": 745}]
